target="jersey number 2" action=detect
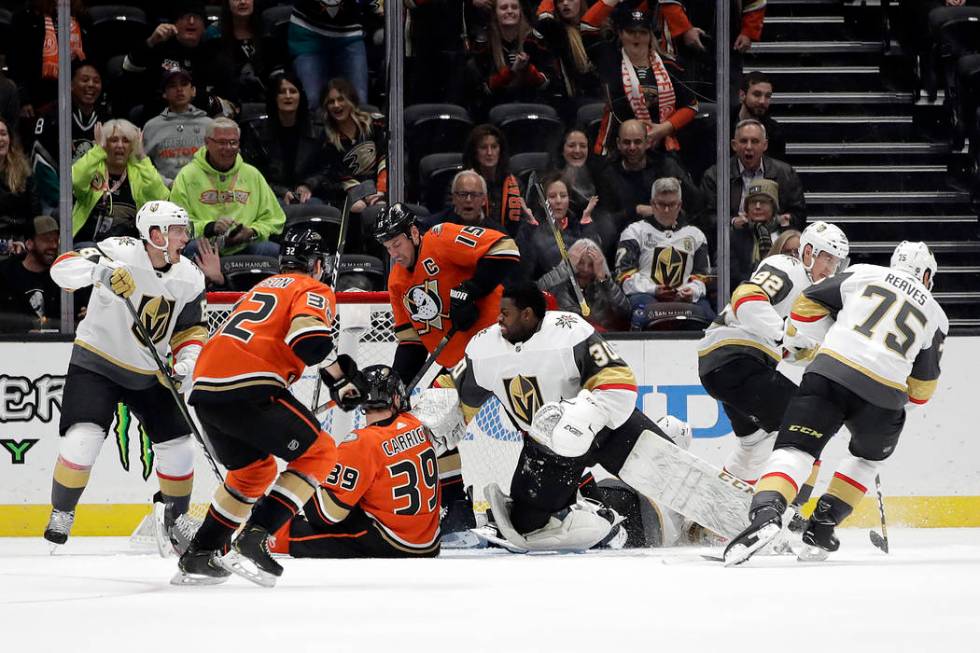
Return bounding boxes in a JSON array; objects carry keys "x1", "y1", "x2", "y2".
[
  {"x1": 220, "y1": 292, "x2": 277, "y2": 343},
  {"x1": 388, "y1": 448, "x2": 439, "y2": 516}
]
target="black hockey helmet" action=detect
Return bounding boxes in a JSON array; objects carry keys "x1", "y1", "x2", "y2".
[
  {"x1": 360, "y1": 364, "x2": 407, "y2": 412},
  {"x1": 279, "y1": 227, "x2": 331, "y2": 277},
  {"x1": 372, "y1": 202, "x2": 417, "y2": 243}
]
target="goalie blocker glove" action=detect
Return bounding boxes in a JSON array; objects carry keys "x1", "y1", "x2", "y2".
[
  {"x1": 320, "y1": 354, "x2": 370, "y2": 411},
  {"x1": 449, "y1": 282, "x2": 480, "y2": 331}
]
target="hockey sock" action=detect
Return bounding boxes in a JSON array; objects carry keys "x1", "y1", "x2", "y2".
[
  {"x1": 194, "y1": 484, "x2": 257, "y2": 551},
  {"x1": 437, "y1": 451, "x2": 465, "y2": 508},
  {"x1": 249, "y1": 471, "x2": 317, "y2": 534},
  {"x1": 51, "y1": 456, "x2": 92, "y2": 512},
  {"x1": 157, "y1": 471, "x2": 193, "y2": 517},
  {"x1": 792, "y1": 460, "x2": 821, "y2": 508}
]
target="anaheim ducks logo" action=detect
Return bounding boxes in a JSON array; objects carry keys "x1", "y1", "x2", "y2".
[
  {"x1": 132, "y1": 295, "x2": 176, "y2": 344},
  {"x1": 504, "y1": 375, "x2": 543, "y2": 425},
  {"x1": 653, "y1": 246, "x2": 687, "y2": 288},
  {"x1": 404, "y1": 280, "x2": 447, "y2": 333},
  {"x1": 343, "y1": 141, "x2": 377, "y2": 177}
]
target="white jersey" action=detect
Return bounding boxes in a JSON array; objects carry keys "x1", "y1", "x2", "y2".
[
  {"x1": 790, "y1": 263, "x2": 948, "y2": 409},
  {"x1": 698, "y1": 254, "x2": 812, "y2": 374},
  {"x1": 616, "y1": 221, "x2": 710, "y2": 299},
  {"x1": 450, "y1": 311, "x2": 638, "y2": 432},
  {"x1": 51, "y1": 236, "x2": 207, "y2": 389}
]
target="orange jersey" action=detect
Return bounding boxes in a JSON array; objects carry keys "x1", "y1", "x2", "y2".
[
  {"x1": 313, "y1": 412, "x2": 441, "y2": 551},
  {"x1": 191, "y1": 273, "x2": 336, "y2": 401},
  {"x1": 388, "y1": 222, "x2": 520, "y2": 367}
]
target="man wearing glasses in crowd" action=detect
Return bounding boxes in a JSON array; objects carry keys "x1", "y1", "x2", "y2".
[
  {"x1": 424, "y1": 170, "x2": 492, "y2": 231},
  {"x1": 170, "y1": 117, "x2": 285, "y2": 259}
]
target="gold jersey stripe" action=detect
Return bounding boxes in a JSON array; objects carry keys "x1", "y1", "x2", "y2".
[
  {"x1": 583, "y1": 365, "x2": 637, "y2": 391},
  {"x1": 907, "y1": 376, "x2": 938, "y2": 403},
  {"x1": 395, "y1": 324, "x2": 421, "y2": 342},
  {"x1": 698, "y1": 338, "x2": 781, "y2": 362},
  {"x1": 53, "y1": 460, "x2": 92, "y2": 489},
  {"x1": 791, "y1": 294, "x2": 831, "y2": 320},
  {"x1": 461, "y1": 402, "x2": 481, "y2": 424},
  {"x1": 170, "y1": 324, "x2": 208, "y2": 350},
  {"x1": 193, "y1": 377, "x2": 285, "y2": 393},
  {"x1": 757, "y1": 473, "x2": 798, "y2": 504},
  {"x1": 158, "y1": 475, "x2": 193, "y2": 498},
  {"x1": 731, "y1": 282, "x2": 769, "y2": 306},
  {"x1": 827, "y1": 473, "x2": 868, "y2": 510},
  {"x1": 272, "y1": 470, "x2": 318, "y2": 509},
  {"x1": 817, "y1": 349, "x2": 907, "y2": 392},
  {"x1": 287, "y1": 315, "x2": 329, "y2": 341},
  {"x1": 437, "y1": 452, "x2": 462, "y2": 477},
  {"x1": 317, "y1": 489, "x2": 351, "y2": 523},
  {"x1": 214, "y1": 485, "x2": 255, "y2": 521},
  {"x1": 487, "y1": 237, "x2": 521, "y2": 258},
  {"x1": 75, "y1": 339, "x2": 159, "y2": 376}
]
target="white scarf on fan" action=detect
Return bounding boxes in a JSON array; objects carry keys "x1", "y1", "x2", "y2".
[{"x1": 620, "y1": 48, "x2": 678, "y2": 148}]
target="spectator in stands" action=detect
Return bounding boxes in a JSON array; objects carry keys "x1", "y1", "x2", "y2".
[
  {"x1": 538, "y1": 237, "x2": 631, "y2": 331},
  {"x1": 699, "y1": 118, "x2": 805, "y2": 237},
  {"x1": 142, "y1": 69, "x2": 213, "y2": 186},
  {"x1": 462, "y1": 124, "x2": 524, "y2": 236},
  {"x1": 423, "y1": 170, "x2": 492, "y2": 230},
  {"x1": 518, "y1": 172, "x2": 600, "y2": 280},
  {"x1": 122, "y1": 0, "x2": 224, "y2": 120},
  {"x1": 616, "y1": 176, "x2": 713, "y2": 330},
  {"x1": 170, "y1": 117, "x2": 284, "y2": 257},
  {"x1": 767, "y1": 227, "x2": 801, "y2": 259},
  {"x1": 466, "y1": 0, "x2": 558, "y2": 115},
  {"x1": 0, "y1": 118, "x2": 40, "y2": 244},
  {"x1": 240, "y1": 72, "x2": 324, "y2": 207},
  {"x1": 734, "y1": 71, "x2": 785, "y2": 160},
  {"x1": 31, "y1": 60, "x2": 111, "y2": 214},
  {"x1": 728, "y1": 178, "x2": 788, "y2": 284},
  {"x1": 316, "y1": 78, "x2": 386, "y2": 214},
  {"x1": 287, "y1": 0, "x2": 382, "y2": 111},
  {"x1": 0, "y1": 215, "x2": 62, "y2": 333},
  {"x1": 593, "y1": 119, "x2": 702, "y2": 256},
  {"x1": 71, "y1": 119, "x2": 169, "y2": 241},
  {"x1": 191, "y1": 236, "x2": 227, "y2": 290},
  {"x1": 10, "y1": 0, "x2": 89, "y2": 121},
  {"x1": 204, "y1": 0, "x2": 281, "y2": 106},
  {"x1": 593, "y1": 8, "x2": 699, "y2": 157},
  {"x1": 534, "y1": 0, "x2": 611, "y2": 110},
  {"x1": 0, "y1": 71, "x2": 20, "y2": 132},
  {"x1": 556, "y1": 127, "x2": 598, "y2": 219}
]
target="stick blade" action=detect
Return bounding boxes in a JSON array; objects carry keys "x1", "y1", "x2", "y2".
[{"x1": 869, "y1": 530, "x2": 889, "y2": 553}]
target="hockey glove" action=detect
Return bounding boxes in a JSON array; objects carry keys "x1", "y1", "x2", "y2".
[
  {"x1": 320, "y1": 354, "x2": 370, "y2": 411},
  {"x1": 92, "y1": 263, "x2": 137, "y2": 299},
  {"x1": 449, "y1": 282, "x2": 480, "y2": 331}
]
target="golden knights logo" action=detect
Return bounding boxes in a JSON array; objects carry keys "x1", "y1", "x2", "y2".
[
  {"x1": 404, "y1": 280, "x2": 447, "y2": 334},
  {"x1": 504, "y1": 375, "x2": 543, "y2": 424},
  {"x1": 653, "y1": 246, "x2": 688, "y2": 287},
  {"x1": 132, "y1": 295, "x2": 176, "y2": 344}
]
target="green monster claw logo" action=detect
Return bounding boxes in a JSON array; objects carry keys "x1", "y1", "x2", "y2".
[{"x1": 113, "y1": 403, "x2": 154, "y2": 480}]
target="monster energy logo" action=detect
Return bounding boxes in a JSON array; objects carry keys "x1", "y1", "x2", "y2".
[{"x1": 113, "y1": 403, "x2": 154, "y2": 480}]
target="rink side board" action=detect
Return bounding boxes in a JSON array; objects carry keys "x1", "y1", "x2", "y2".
[{"x1": 2, "y1": 337, "x2": 979, "y2": 535}]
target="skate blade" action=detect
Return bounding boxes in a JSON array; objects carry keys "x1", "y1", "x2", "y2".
[
  {"x1": 46, "y1": 541, "x2": 63, "y2": 555},
  {"x1": 218, "y1": 550, "x2": 279, "y2": 588},
  {"x1": 470, "y1": 527, "x2": 527, "y2": 553},
  {"x1": 169, "y1": 570, "x2": 230, "y2": 586},
  {"x1": 723, "y1": 523, "x2": 781, "y2": 567},
  {"x1": 796, "y1": 544, "x2": 829, "y2": 562},
  {"x1": 151, "y1": 504, "x2": 174, "y2": 559},
  {"x1": 441, "y1": 529, "x2": 486, "y2": 550}
]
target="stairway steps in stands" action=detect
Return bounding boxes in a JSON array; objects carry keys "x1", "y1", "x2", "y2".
[
  {"x1": 848, "y1": 240, "x2": 980, "y2": 254},
  {"x1": 806, "y1": 190, "x2": 969, "y2": 204},
  {"x1": 762, "y1": 16, "x2": 850, "y2": 41},
  {"x1": 752, "y1": 41, "x2": 880, "y2": 55},
  {"x1": 773, "y1": 91, "x2": 914, "y2": 106},
  {"x1": 807, "y1": 214, "x2": 977, "y2": 241},
  {"x1": 757, "y1": 66, "x2": 885, "y2": 92},
  {"x1": 779, "y1": 115, "x2": 914, "y2": 143},
  {"x1": 786, "y1": 141, "x2": 958, "y2": 165},
  {"x1": 795, "y1": 164, "x2": 949, "y2": 191}
]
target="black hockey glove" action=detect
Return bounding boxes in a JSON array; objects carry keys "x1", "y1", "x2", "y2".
[
  {"x1": 449, "y1": 282, "x2": 480, "y2": 331},
  {"x1": 319, "y1": 354, "x2": 370, "y2": 411}
]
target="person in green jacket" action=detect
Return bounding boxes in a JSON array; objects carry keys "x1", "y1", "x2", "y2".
[
  {"x1": 71, "y1": 119, "x2": 170, "y2": 241},
  {"x1": 170, "y1": 117, "x2": 285, "y2": 258}
]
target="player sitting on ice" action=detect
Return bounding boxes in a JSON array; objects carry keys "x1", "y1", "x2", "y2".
[
  {"x1": 44, "y1": 200, "x2": 206, "y2": 550},
  {"x1": 724, "y1": 241, "x2": 947, "y2": 566},
  {"x1": 269, "y1": 365, "x2": 455, "y2": 558},
  {"x1": 174, "y1": 227, "x2": 368, "y2": 586},
  {"x1": 439, "y1": 280, "x2": 753, "y2": 553}
]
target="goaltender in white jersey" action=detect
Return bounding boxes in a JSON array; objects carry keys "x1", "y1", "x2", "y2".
[
  {"x1": 438, "y1": 281, "x2": 754, "y2": 552},
  {"x1": 43, "y1": 200, "x2": 206, "y2": 548}
]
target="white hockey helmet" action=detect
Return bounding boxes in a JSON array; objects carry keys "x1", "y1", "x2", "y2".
[
  {"x1": 136, "y1": 201, "x2": 192, "y2": 263},
  {"x1": 890, "y1": 240, "x2": 937, "y2": 290},
  {"x1": 800, "y1": 221, "x2": 849, "y2": 275}
]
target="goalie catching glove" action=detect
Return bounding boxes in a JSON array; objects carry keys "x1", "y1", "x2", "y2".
[
  {"x1": 411, "y1": 388, "x2": 466, "y2": 455},
  {"x1": 319, "y1": 354, "x2": 370, "y2": 411},
  {"x1": 529, "y1": 390, "x2": 608, "y2": 458}
]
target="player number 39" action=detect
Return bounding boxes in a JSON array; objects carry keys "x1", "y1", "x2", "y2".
[{"x1": 326, "y1": 463, "x2": 360, "y2": 491}]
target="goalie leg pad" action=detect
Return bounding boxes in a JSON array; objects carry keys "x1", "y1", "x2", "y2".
[
  {"x1": 618, "y1": 429, "x2": 754, "y2": 539},
  {"x1": 723, "y1": 428, "x2": 776, "y2": 484}
]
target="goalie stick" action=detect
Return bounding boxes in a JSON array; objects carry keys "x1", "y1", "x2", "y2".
[
  {"x1": 529, "y1": 174, "x2": 590, "y2": 317},
  {"x1": 406, "y1": 328, "x2": 456, "y2": 395}
]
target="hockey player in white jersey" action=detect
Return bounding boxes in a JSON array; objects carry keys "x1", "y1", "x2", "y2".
[
  {"x1": 724, "y1": 241, "x2": 947, "y2": 565},
  {"x1": 440, "y1": 280, "x2": 754, "y2": 552},
  {"x1": 698, "y1": 221, "x2": 849, "y2": 503},
  {"x1": 44, "y1": 200, "x2": 207, "y2": 547}
]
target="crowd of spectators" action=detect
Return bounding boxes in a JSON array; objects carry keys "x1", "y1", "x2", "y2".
[{"x1": 0, "y1": 0, "x2": 826, "y2": 335}]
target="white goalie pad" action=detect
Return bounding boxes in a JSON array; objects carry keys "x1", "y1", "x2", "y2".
[
  {"x1": 486, "y1": 483, "x2": 615, "y2": 552},
  {"x1": 411, "y1": 388, "x2": 466, "y2": 455},
  {"x1": 618, "y1": 430, "x2": 754, "y2": 539}
]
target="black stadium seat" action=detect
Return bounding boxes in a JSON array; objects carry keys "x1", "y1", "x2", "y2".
[
  {"x1": 488, "y1": 103, "x2": 564, "y2": 156},
  {"x1": 334, "y1": 254, "x2": 387, "y2": 291},
  {"x1": 221, "y1": 255, "x2": 279, "y2": 291},
  {"x1": 262, "y1": 4, "x2": 293, "y2": 42},
  {"x1": 508, "y1": 151, "x2": 552, "y2": 189},
  {"x1": 283, "y1": 204, "x2": 342, "y2": 248},
  {"x1": 85, "y1": 6, "x2": 149, "y2": 68},
  {"x1": 417, "y1": 152, "x2": 464, "y2": 212},
  {"x1": 575, "y1": 102, "x2": 605, "y2": 146},
  {"x1": 404, "y1": 103, "x2": 474, "y2": 168}
]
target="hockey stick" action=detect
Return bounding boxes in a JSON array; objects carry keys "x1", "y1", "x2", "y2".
[
  {"x1": 120, "y1": 293, "x2": 223, "y2": 482},
  {"x1": 530, "y1": 179, "x2": 591, "y2": 317},
  {"x1": 869, "y1": 474, "x2": 889, "y2": 553},
  {"x1": 310, "y1": 193, "x2": 353, "y2": 413},
  {"x1": 407, "y1": 329, "x2": 457, "y2": 395}
]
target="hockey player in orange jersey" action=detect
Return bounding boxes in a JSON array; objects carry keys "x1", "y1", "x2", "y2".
[
  {"x1": 270, "y1": 365, "x2": 442, "y2": 558},
  {"x1": 374, "y1": 202, "x2": 521, "y2": 545},
  {"x1": 173, "y1": 227, "x2": 370, "y2": 587}
]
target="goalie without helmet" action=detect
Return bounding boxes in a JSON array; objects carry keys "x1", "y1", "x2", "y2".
[
  {"x1": 438, "y1": 280, "x2": 753, "y2": 552},
  {"x1": 268, "y1": 365, "x2": 444, "y2": 558},
  {"x1": 173, "y1": 226, "x2": 369, "y2": 587}
]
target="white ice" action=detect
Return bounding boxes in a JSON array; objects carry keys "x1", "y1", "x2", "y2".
[{"x1": 2, "y1": 529, "x2": 978, "y2": 653}]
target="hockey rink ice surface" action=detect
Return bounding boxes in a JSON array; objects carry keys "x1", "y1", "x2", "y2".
[{"x1": 1, "y1": 528, "x2": 978, "y2": 653}]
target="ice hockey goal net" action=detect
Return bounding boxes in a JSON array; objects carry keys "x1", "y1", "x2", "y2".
[{"x1": 132, "y1": 291, "x2": 522, "y2": 548}]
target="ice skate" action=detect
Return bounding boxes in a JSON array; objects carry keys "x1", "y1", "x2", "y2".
[
  {"x1": 797, "y1": 499, "x2": 840, "y2": 562},
  {"x1": 43, "y1": 509, "x2": 75, "y2": 551},
  {"x1": 723, "y1": 504, "x2": 784, "y2": 567},
  {"x1": 219, "y1": 526, "x2": 282, "y2": 588},
  {"x1": 171, "y1": 543, "x2": 231, "y2": 585}
]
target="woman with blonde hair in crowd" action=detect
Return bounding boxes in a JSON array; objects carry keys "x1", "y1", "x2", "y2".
[
  {"x1": 0, "y1": 117, "x2": 41, "y2": 249},
  {"x1": 767, "y1": 228, "x2": 801, "y2": 259},
  {"x1": 71, "y1": 119, "x2": 169, "y2": 241},
  {"x1": 538, "y1": 237, "x2": 631, "y2": 331}
]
